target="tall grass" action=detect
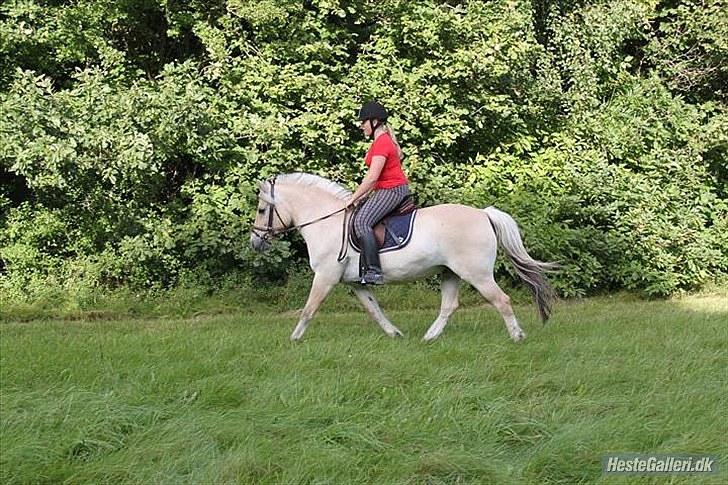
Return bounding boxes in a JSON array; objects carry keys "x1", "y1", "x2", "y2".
[{"x1": 1, "y1": 289, "x2": 726, "y2": 484}]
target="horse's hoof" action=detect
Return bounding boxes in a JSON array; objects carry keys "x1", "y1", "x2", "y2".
[
  {"x1": 388, "y1": 329, "x2": 404, "y2": 338},
  {"x1": 511, "y1": 331, "x2": 526, "y2": 342},
  {"x1": 423, "y1": 327, "x2": 444, "y2": 341}
]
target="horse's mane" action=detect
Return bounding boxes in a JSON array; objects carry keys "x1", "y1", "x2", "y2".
[{"x1": 277, "y1": 172, "x2": 352, "y2": 200}]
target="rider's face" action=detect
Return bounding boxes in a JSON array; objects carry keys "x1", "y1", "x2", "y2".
[{"x1": 359, "y1": 119, "x2": 375, "y2": 137}]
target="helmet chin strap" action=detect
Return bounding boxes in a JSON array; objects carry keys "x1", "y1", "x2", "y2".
[{"x1": 368, "y1": 119, "x2": 382, "y2": 139}]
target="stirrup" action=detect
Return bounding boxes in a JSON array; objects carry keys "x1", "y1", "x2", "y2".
[{"x1": 361, "y1": 270, "x2": 384, "y2": 285}]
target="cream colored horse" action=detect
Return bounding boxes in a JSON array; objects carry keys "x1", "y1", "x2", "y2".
[{"x1": 250, "y1": 173, "x2": 556, "y2": 342}]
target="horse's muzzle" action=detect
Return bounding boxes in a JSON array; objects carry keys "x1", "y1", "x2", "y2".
[{"x1": 250, "y1": 232, "x2": 271, "y2": 252}]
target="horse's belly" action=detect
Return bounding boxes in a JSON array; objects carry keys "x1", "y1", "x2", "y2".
[{"x1": 340, "y1": 246, "x2": 444, "y2": 283}]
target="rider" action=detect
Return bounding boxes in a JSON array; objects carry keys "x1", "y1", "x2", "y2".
[{"x1": 345, "y1": 101, "x2": 411, "y2": 285}]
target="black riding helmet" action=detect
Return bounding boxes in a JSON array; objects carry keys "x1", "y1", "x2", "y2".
[
  {"x1": 357, "y1": 101, "x2": 388, "y2": 122},
  {"x1": 357, "y1": 101, "x2": 388, "y2": 138}
]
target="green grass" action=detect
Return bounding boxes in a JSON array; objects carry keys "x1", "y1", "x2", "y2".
[{"x1": 1, "y1": 288, "x2": 726, "y2": 484}]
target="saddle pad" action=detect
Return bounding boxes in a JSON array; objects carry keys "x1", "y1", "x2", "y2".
[{"x1": 350, "y1": 210, "x2": 418, "y2": 254}]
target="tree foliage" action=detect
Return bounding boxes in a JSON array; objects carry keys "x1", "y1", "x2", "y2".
[{"x1": 1, "y1": 0, "x2": 726, "y2": 297}]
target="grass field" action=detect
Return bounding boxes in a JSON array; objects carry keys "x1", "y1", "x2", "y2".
[{"x1": 1, "y1": 286, "x2": 726, "y2": 484}]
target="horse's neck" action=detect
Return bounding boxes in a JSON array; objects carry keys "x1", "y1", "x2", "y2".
[
  {"x1": 278, "y1": 183, "x2": 344, "y2": 263},
  {"x1": 279, "y1": 184, "x2": 342, "y2": 227}
]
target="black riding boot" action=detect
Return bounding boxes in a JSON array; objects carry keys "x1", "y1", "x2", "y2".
[{"x1": 359, "y1": 230, "x2": 384, "y2": 285}]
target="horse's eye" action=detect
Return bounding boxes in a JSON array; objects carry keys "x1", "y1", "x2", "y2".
[{"x1": 258, "y1": 208, "x2": 265, "y2": 214}]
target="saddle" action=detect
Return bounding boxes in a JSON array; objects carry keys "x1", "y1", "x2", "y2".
[{"x1": 349, "y1": 195, "x2": 418, "y2": 253}]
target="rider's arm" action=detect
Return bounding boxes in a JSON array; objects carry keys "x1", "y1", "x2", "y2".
[{"x1": 348, "y1": 155, "x2": 386, "y2": 205}]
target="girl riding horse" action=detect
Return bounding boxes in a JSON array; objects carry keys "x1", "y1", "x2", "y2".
[{"x1": 345, "y1": 101, "x2": 410, "y2": 285}]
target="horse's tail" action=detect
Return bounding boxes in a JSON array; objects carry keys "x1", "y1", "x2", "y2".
[{"x1": 483, "y1": 206, "x2": 557, "y2": 323}]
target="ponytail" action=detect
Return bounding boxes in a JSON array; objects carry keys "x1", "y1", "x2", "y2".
[{"x1": 383, "y1": 124, "x2": 404, "y2": 159}]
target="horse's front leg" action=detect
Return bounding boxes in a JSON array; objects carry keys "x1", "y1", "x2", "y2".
[
  {"x1": 352, "y1": 286, "x2": 403, "y2": 338},
  {"x1": 290, "y1": 272, "x2": 338, "y2": 341}
]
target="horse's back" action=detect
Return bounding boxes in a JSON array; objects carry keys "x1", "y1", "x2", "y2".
[
  {"x1": 411, "y1": 203, "x2": 496, "y2": 248},
  {"x1": 417, "y1": 203, "x2": 492, "y2": 229}
]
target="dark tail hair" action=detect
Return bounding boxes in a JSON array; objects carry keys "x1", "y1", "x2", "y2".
[{"x1": 483, "y1": 207, "x2": 558, "y2": 322}]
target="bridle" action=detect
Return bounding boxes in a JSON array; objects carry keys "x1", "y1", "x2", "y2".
[
  {"x1": 251, "y1": 177, "x2": 290, "y2": 243},
  {"x1": 251, "y1": 176, "x2": 351, "y2": 260}
]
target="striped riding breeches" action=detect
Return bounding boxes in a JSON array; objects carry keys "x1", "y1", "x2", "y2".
[{"x1": 353, "y1": 184, "x2": 410, "y2": 237}]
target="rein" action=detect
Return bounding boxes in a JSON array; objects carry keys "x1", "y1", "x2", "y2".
[{"x1": 251, "y1": 176, "x2": 351, "y2": 262}]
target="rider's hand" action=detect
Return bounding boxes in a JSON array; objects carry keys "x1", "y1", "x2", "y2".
[{"x1": 343, "y1": 196, "x2": 354, "y2": 210}]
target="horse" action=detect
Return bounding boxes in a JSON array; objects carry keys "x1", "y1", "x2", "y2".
[{"x1": 250, "y1": 172, "x2": 556, "y2": 342}]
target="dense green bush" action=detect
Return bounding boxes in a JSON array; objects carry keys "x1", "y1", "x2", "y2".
[{"x1": 1, "y1": 0, "x2": 726, "y2": 300}]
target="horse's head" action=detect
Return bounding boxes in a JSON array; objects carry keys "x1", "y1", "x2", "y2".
[{"x1": 250, "y1": 177, "x2": 290, "y2": 252}]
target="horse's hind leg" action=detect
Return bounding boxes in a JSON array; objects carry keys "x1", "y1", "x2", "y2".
[
  {"x1": 290, "y1": 272, "x2": 338, "y2": 341},
  {"x1": 352, "y1": 287, "x2": 403, "y2": 338},
  {"x1": 423, "y1": 269, "x2": 461, "y2": 341},
  {"x1": 462, "y1": 274, "x2": 525, "y2": 342}
]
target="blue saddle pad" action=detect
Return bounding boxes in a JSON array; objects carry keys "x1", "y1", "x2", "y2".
[{"x1": 350, "y1": 210, "x2": 418, "y2": 254}]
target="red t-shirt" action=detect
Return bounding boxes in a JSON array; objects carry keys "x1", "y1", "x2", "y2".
[{"x1": 364, "y1": 132, "x2": 408, "y2": 189}]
